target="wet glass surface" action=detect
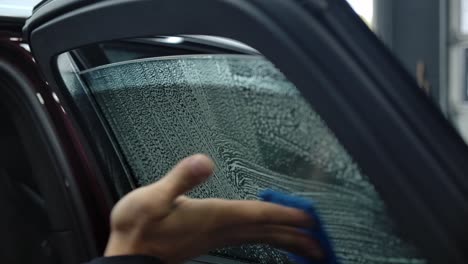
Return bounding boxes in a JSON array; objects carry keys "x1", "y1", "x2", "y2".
[{"x1": 81, "y1": 55, "x2": 424, "y2": 264}]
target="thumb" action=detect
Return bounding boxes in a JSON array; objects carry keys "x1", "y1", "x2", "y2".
[{"x1": 153, "y1": 154, "x2": 214, "y2": 200}]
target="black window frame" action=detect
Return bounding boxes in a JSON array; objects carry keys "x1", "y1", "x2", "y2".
[{"x1": 24, "y1": 0, "x2": 468, "y2": 263}]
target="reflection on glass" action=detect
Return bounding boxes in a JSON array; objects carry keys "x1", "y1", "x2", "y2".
[{"x1": 79, "y1": 55, "x2": 424, "y2": 263}]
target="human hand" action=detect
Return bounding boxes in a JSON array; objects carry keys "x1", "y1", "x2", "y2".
[{"x1": 105, "y1": 154, "x2": 322, "y2": 263}]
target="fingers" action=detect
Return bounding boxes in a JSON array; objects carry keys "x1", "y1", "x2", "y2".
[
  {"x1": 206, "y1": 199, "x2": 313, "y2": 228},
  {"x1": 152, "y1": 154, "x2": 214, "y2": 200},
  {"x1": 219, "y1": 224, "x2": 323, "y2": 260}
]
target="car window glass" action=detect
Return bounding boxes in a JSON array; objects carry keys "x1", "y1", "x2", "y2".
[{"x1": 58, "y1": 37, "x2": 425, "y2": 264}]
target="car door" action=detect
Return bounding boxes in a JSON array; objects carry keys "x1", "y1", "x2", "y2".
[
  {"x1": 0, "y1": 21, "x2": 110, "y2": 264},
  {"x1": 24, "y1": 0, "x2": 468, "y2": 263}
]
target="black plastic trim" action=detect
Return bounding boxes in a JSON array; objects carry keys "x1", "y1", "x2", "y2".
[
  {"x1": 57, "y1": 52, "x2": 135, "y2": 196},
  {"x1": 0, "y1": 58, "x2": 92, "y2": 262}
]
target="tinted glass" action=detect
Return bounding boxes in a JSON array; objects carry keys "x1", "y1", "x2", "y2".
[{"x1": 58, "y1": 40, "x2": 425, "y2": 264}]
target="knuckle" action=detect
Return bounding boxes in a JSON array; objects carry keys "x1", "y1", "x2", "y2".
[
  {"x1": 110, "y1": 190, "x2": 155, "y2": 231},
  {"x1": 254, "y1": 211, "x2": 268, "y2": 223},
  {"x1": 254, "y1": 207, "x2": 274, "y2": 224}
]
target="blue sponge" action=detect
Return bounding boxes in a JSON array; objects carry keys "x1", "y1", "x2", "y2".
[{"x1": 259, "y1": 189, "x2": 339, "y2": 264}]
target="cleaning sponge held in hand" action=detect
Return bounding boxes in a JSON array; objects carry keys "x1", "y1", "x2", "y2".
[{"x1": 259, "y1": 189, "x2": 339, "y2": 264}]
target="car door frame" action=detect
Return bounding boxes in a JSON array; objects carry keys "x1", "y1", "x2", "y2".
[
  {"x1": 24, "y1": 0, "x2": 468, "y2": 263},
  {"x1": 0, "y1": 27, "x2": 112, "y2": 263}
]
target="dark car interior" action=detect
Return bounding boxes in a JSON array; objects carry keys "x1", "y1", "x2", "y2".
[
  {"x1": 0, "y1": 91, "x2": 55, "y2": 264},
  {"x1": 0, "y1": 45, "x2": 85, "y2": 263}
]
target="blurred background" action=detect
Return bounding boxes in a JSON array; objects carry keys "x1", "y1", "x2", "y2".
[
  {"x1": 348, "y1": 0, "x2": 468, "y2": 145},
  {"x1": 4, "y1": 0, "x2": 468, "y2": 143}
]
